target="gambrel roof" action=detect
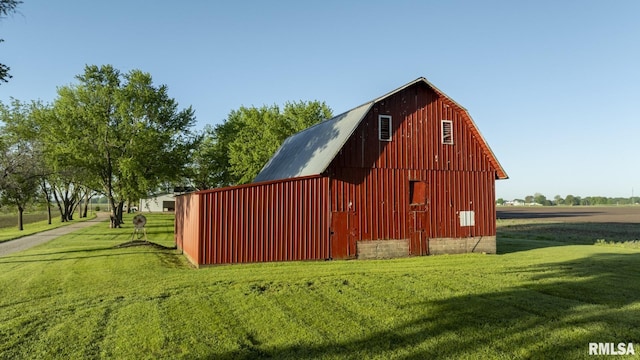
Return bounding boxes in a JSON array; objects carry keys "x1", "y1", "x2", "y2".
[{"x1": 253, "y1": 77, "x2": 508, "y2": 183}]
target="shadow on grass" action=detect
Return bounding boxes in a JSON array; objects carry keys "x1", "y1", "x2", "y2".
[
  {"x1": 497, "y1": 222, "x2": 640, "y2": 254},
  {"x1": 0, "y1": 242, "x2": 182, "y2": 266},
  {"x1": 113, "y1": 240, "x2": 176, "y2": 250},
  {"x1": 0, "y1": 251, "x2": 168, "y2": 264},
  {"x1": 214, "y1": 252, "x2": 640, "y2": 359}
]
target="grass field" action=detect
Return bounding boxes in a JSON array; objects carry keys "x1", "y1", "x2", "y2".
[
  {"x1": 0, "y1": 212, "x2": 49, "y2": 229},
  {"x1": 1, "y1": 212, "x2": 639, "y2": 359}
]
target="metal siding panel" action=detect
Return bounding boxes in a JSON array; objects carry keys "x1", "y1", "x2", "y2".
[
  {"x1": 174, "y1": 192, "x2": 203, "y2": 266},
  {"x1": 292, "y1": 183, "x2": 296, "y2": 260},
  {"x1": 193, "y1": 176, "x2": 327, "y2": 265},
  {"x1": 213, "y1": 177, "x2": 328, "y2": 263},
  {"x1": 237, "y1": 189, "x2": 243, "y2": 263},
  {"x1": 273, "y1": 182, "x2": 279, "y2": 261},
  {"x1": 271, "y1": 184, "x2": 278, "y2": 261}
]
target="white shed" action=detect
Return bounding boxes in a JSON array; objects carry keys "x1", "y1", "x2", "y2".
[{"x1": 139, "y1": 193, "x2": 176, "y2": 212}]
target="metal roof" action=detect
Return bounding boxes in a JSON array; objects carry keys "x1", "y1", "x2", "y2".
[
  {"x1": 254, "y1": 102, "x2": 373, "y2": 182},
  {"x1": 254, "y1": 77, "x2": 507, "y2": 182}
]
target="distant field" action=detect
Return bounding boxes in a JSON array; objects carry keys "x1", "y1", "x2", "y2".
[
  {"x1": 497, "y1": 205, "x2": 640, "y2": 223},
  {"x1": 0, "y1": 212, "x2": 49, "y2": 229},
  {"x1": 0, "y1": 212, "x2": 639, "y2": 358},
  {"x1": 497, "y1": 206, "x2": 640, "y2": 253}
]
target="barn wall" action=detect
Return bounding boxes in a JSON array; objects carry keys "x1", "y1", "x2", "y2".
[
  {"x1": 185, "y1": 176, "x2": 330, "y2": 265},
  {"x1": 331, "y1": 82, "x2": 495, "y2": 173},
  {"x1": 329, "y1": 169, "x2": 496, "y2": 240},
  {"x1": 175, "y1": 192, "x2": 201, "y2": 264},
  {"x1": 327, "y1": 82, "x2": 498, "y2": 256}
]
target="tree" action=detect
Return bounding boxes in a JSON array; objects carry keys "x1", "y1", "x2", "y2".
[
  {"x1": 194, "y1": 101, "x2": 333, "y2": 187},
  {"x1": 47, "y1": 170, "x2": 83, "y2": 222},
  {"x1": 187, "y1": 124, "x2": 232, "y2": 190},
  {"x1": 37, "y1": 65, "x2": 198, "y2": 228},
  {"x1": 0, "y1": 140, "x2": 41, "y2": 230},
  {"x1": 534, "y1": 193, "x2": 548, "y2": 206},
  {"x1": 496, "y1": 198, "x2": 505, "y2": 205},
  {"x1": 0, "y1": 101, "x2": 42, "y2": 230},
  {"x1": 565, "y1": 194, "x2": 578, "y2": 206},
  {"x1": 554, "y1": 195, "x2": 563, "y2": 205},
  {"x1": 524, "y1": 195, "x2": 534, "y2": 204},
  {"x1": 5, "y1": 100, "x2": 85, "y2": 223},
  {"x1": 0, "y1": 0, "x2": 22, "y2": 84}
]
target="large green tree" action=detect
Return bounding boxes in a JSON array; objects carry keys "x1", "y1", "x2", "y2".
[
  {"x1": 0, "y1": 0, "x2": 22, "y2": 84},
  {"x1": 187, "y1": 124, "x2": 232, "y2": 190},
  {"x1": 39, "y1": 65, "x2": 198, "y2": 227},
  {"x1": 533, "y1": 193, "x2": 548, "y2": 206},
  {"x1": 0, "y1": 101, "x2": 43, "y2": 230},
  {"x1": 4, "y1": 100, "x2": 84, "y2": 224},
  {"x1": 192, "y1": 101, "x2": 332, "y2": 188}
]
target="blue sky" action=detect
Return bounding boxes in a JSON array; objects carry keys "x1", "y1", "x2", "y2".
[{"x1": 1, "y1": 1, "x2": 639, "y2": 200}]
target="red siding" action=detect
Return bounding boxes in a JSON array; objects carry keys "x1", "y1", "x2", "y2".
[
  {"x1": 331, "y1": 83, "x2": 495, "y2": 173},
  {"x1": 328, "y1": 169, "x2": 495, "y2": 241},
  {"x1": 175, "y1": 192, "x2": 201, "y2": 264},
  {"x1": 176, "y1": 176, "x2": 330, "y2": 266},
  {"x1": 327, "y1": 83, "x2": 498, "y2": 242}
]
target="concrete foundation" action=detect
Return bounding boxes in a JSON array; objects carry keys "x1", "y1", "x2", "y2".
[
  {"x1": 357, "y1": 239, "x2": 410, "y2": 259},
  {"x1": 356, "y1": 236, "x2": 496, "y2": 259},
  {"x1": 428, "y1": 236, "x2": 496, "y2": 255}
]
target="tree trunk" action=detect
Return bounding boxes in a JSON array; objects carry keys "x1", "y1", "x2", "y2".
[
  {"x1": 18, "y1": 206, "x2": 24, "y2": 231},
  {"x1": 65, "y1": 199, "x2": 74, "y2": 221},
  {"x1": 40, "y1": 180, "x2": 52, "y2": 225},
  {"x1": 117, "y1": 202, "x2": 124, "y2": 225},
  {"x1": 109, "y1": 200, "x2": 117, "y2": 228},
  {"x1": 82, "y1": 192, "x2": 89, "y2": 218},
  {"x1": 52, "y1": 188, "x2": 66, "y2": 222},
  {"x1": 109, "y1": 196, "x2": 123, "y2": 228}
]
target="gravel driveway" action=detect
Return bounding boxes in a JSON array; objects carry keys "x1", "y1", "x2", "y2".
[{"x1": 0, "y1": 212, "x2": 110, "y2": 257}]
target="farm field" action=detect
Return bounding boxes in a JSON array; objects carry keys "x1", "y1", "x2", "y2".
[
  {"x1": 498, "y1": 206, "x2": 640, "y2": 253},
  {"x1": 498, "y1": 205, "x2": 640, "y2": 223},
  {"x1": 0, "y1": 210, "x2": 639, "y2": 359},
  {"x1": 0, "y1": 212, "x2": 49, "y2": 229}
]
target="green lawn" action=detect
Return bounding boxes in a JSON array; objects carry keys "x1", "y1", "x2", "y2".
[{"x1": 0, "y1": 214, "x2": 639, "y2": 359}]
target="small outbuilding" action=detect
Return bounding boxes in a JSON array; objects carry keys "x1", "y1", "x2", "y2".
[
  {"x1": 139, "y1": 193, "x2": 176, "y2": 212},
  {"x1": 175, "y1": 77, "x2": 508, "y2": 266}
]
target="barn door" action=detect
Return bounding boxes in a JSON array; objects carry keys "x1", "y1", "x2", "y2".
[
  {"x1": 330, "y1": 212, "x2": 357, "y2": 259},
  {"x1": 409, "y1": 181, "x2": 429, "y2": 256},
  {"x1": 408, "y1": 211, "x2": 428, "y2": 255}
]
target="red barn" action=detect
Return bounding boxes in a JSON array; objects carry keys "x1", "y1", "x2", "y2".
[{"x1": 175, "y1": 77, "x2": 507, "y2": 266}]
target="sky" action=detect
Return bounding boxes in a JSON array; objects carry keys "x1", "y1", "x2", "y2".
[{"x1": 1, "y1": 0, "x2": 639, "y2": 200}]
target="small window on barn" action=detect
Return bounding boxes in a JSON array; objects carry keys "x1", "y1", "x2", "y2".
[
  {"x1": 379, "y1": 115, "x2": 392, "y2": 141},
  {"x1": 441, "y1": 120, "x2": 453, "y2": 145}
]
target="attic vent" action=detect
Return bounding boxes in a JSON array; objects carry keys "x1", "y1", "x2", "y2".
[
  {"x1": 441, "y1": 120, "x2": 453, "y2": 145},
  {"x1": 379, "y1": 115, "x2": 392, "y2": 141}
]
